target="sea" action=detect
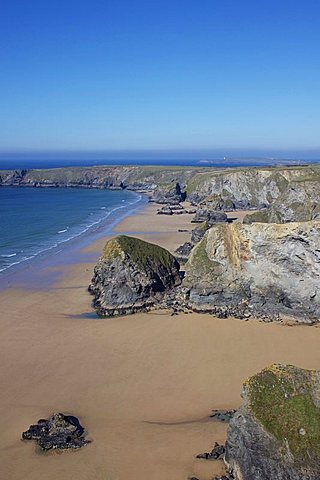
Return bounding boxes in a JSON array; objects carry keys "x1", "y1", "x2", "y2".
[{"x1": 0, "y1": 186, "x2": 144, "y2": 279}]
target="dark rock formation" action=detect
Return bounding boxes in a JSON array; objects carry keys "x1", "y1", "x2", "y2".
[
  {"x1": 196, "y1": 442, "x2": 225, "y2": 460},
  {"x1": 192, "y1": 208, "x2": 228, "y2": 224},
  {"x1": 151, "y1": 182, "x2": 186, "y2": 204},
  {"x1": 157, "y1": 204, "x2": 189, "y2": 215},
  {"x1": 210, "y1": 409, "x2": 236, "y2": 423},
  {"x1": 225, "y1": 364, "x2": 320, "y2": 480},
  {"x1": 89, "y1": 235, "x2": 181, "y2": 316},
  {"x1": 175, "y1": 242, "x2": 193, "y2": 263},
  {"x1": 182, "y1": 221, "x2": 320, "y2": 322},
  {"x1": 213, "y1": 474, "x2": 234, "y2": 480},
  {"x1": 175, "y1": 221, "x2": 210, "y2": 264},
  {"x1": 157, "y1": 206, "x2": 173, "y2": 215},
  {"x1": 22, "y1": 413, "x2": 89, "y2": 451},
  {"x1": 191, "y1": 221, "x2": 210, "y2": 244}
]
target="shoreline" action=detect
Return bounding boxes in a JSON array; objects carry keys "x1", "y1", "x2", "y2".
[
  {"x1": 0, "y1": 190, "x2": 147, "y2": 290},
  {"x1": 1, "y1": 203, "x2": 320, "y2": 479}
]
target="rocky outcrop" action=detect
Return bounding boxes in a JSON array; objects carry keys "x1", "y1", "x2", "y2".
[
  {"x1": 157, "y1": 204, "x2": 195, "y2": 215},
  {"x1": 191, "y1": 221, "x2": 210, "y2": 243},
  {"x1": 244, "y1": 180, "x2": 320, "y2": 224},
  {"x1": 186, "y1": 166, "x2": 320, "y2": 208},
  {"x1": 175, "y1": 242, "x2": 193, "y2": 263},
  {"x1": 175, "y1": 222, "x2": 211, "y2": 264},
  {"x1": 192, "y1": 208, "x2": 228, "y2": 224},
  {"x1": 225, "y1": 364, "x2": 320, "y2": 480},
  {"x1": 182, "y1": 221, "x2": 320, "y2": 322},
  {"x1": 22, "y1": 413, "x2": 89, "y2": 451},
  {"x1": 89, "y1": 235, "x2": 181, "y2": 316},
  {"x1": 151, "y1": 182, "x2": 187, "y2": 204}
]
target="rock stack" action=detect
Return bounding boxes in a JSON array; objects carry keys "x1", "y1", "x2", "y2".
[{"x1": 89, "y1": 235, "x2": 181, "y2": 316}]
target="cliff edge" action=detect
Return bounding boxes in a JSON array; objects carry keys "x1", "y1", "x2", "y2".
[{"x1": 226, "y1": 364, "x2": 320, "y2": 480}]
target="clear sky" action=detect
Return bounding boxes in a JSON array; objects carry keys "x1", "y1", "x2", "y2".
[{"x1": 1, "y1": 0, "x2": 320, "y2": 157}]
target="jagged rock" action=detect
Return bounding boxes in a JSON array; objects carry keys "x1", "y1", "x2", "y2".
[
  {"x1": 157, "y1": 204, "x2": 188, "y2": 215},
  {"x1": 192, "y1": 208, "x2": 228, "y2": 224},
  {"x1": 210, "y1": 409, "x2": 236, "y2": 422},
  {"x1": 22, "y1": 413, "x2": 89, "y2": 451},
  {"x1": 169, "y1": 204, "x2": 184, "y2": 211},
  {"x1": 89, "y1": 235, "x2": 181, "y2": 316},
  {"x1": 175, "y1": 222, "x2": 210, "y2": 264},
  {"x1": 213, "y1": 474, "x2": 234, "y2": 480},
  {"x1": 157, "y1": 206, "x2": 173, "y2": 215},
  {"x1": 225, "y1": 364, "x2": 320, "y2": 479},
  {"x1": 196, "y1": 442, "x2": 225, "y2": 460},
  {"x1": 151, "y1": 182, "x2": 186, "y2": 204},
  {"x1": 183, "y1": 221, "x2": 320, "y2": 322},
  {"x1": 191, "y1": 221, "x2": 210, "y2": 244},
  {"x1": 175, "y1": 242, "x2": 193, "y2": 263},
  {"x1": 244, "y1": 181, "x2": 320, "y2": 224}
]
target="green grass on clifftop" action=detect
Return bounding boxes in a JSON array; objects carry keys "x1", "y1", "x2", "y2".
[
  {"x1": 246, "y1": 364, "x2": 320, "y2": 466},
  {"x1": 102, "y1": 235, "x2": 177, "y2": 270}
]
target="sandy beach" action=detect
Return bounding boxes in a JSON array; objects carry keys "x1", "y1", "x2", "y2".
[{"x1": 1, "y1": 202, "x2": 320, "y2": 480}]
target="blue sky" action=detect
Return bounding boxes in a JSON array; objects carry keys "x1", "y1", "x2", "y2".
[{"x1": 1, "y1": 0, "x2": 320, "y2": 157}]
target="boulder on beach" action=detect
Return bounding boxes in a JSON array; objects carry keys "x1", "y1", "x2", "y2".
[
  {"x1": 89, "y1": 235, "x2": 181, "y2": 316},
  {"x1": 191, "y1": 207, "x2": 228, "y2": 224},
  {"x1": 22, "y1": 413, "x2": 89, "y2": 451},
  {"x1": 225, "y1": 364, "x2": 320, "y2": 480}
]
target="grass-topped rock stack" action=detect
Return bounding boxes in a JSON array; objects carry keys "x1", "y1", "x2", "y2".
[
  {"x1": 89, "y1": 235, "x2": 181, "y2": 316},
  {"x1": 225, "y1": 364, "x2": 320, "y2": 480}
]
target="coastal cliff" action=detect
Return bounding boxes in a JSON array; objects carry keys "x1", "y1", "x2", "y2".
[
  {"x1": 0, "y1": 165, "x2": 200, "y2": 204},
  {"x1": 244, "y1": 178, "x2": 320, "y2": 224},
  {"x1": 182, "y1": 221, "x2": 320, "y2": 322},
  {"x1": 186, "y1": 165, "x2": 320, "y2": 208},
  {"x1": 225, "y1": 364, "x2": 320, "y2": 480},
  {"x1": 1, "y1": 164, "x2": 320, "y2": 213}
]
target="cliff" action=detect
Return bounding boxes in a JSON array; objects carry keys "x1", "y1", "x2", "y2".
[
  {"x1": 186, "y1": 165, "x2": 320, "y2": 210},
  {"x1": 244, "y1": 177, "x2": 320, "y2": 224},
  {"x1": 182, "y1": 221, "x2": 320, "y2": 322},
  {"x1": 225, "y1": 364, "x2": 320, "y2": 480},
  {"x1": 89, "y1": 235, "x2": 181, "y2": 316},
  {"x1": 2, "y1": 164, "x2": 320, "y2": 212},
  {"x1": 0, "y1": 165, "x2": 202, "y2": 203}
]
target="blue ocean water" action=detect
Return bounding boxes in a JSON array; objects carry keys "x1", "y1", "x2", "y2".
[
  {"x1": 0, "y1": 187, "x2": 141, "y2": 274},
  {"x1": 0, "y1": 157, "x2": 318, "y2": 170}
]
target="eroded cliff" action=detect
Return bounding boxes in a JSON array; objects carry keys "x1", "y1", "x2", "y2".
[
  {"x1": 226, "y1": 364, "x2": 320, "y2": 480},
  {"x1": 182, "y1": 221, "x2": 320, "y2": 321}
]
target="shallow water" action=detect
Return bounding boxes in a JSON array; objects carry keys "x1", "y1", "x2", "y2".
[{"x1": 0, "y1": 187, "x2": 143, "y2": 276}]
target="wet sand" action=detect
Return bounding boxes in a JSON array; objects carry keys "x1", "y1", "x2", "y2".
[{"x1": 1, "y1": 203, "x2": 320, "y2": 480}]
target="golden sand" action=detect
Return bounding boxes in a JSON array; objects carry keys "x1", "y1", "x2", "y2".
[{"x1": 1, "y1": 203, "x2": 320, "y2": 480}]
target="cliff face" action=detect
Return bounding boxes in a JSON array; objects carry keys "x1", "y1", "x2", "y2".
[
  {"x1": 186, "y1": 165, "x2": 320, "y2": 210},
  {"x1": 0, "y1": 165, "x2": 201, "y2": 201},
  {"x1": 226, "y1": 364, "x2": 320, "y2": 480},
  {"x1": 182, "y1": 221, "x2": 320, "y2": 321},
  {"x1": 244, "y1": 179, "x2": 320, "y2": 224},
  {"x1": 89, "y1": 235, "x2": 181, "y2": 316},
  {"x1": 2, "y1": 165, "x2": 320, "y2": 212}
]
